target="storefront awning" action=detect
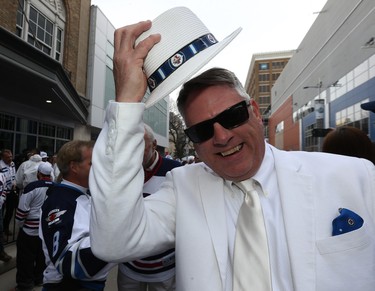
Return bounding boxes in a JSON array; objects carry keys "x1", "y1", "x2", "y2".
[{"x1": 0, "y1": 27, "x2": 88, "y2": 124}]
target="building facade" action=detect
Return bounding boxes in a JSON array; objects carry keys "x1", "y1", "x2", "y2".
[
  {"x1": 244, "y1": 51, "x2": 293, "y2": 139},
  {"x1": 270, "y1": 0, "x2": 375, "y2": 151},
  {"x1": 0, "y1": 0, "x2": 170, "y2": 164},
  {"x1": 87, "y1": 6, "x2": 170, "y2": 149},
  {"x1": 0, "y1": 0, "x2": 91, "y2": 163}
]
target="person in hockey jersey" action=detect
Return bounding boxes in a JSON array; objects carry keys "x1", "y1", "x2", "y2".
[
  {"x1": 39, "y1": 140, "x2": 115, "y2": 291},
  {"x1": 0, "y1": 171, "x2": 12, "y2": 262},
  {"x1": 117, "y1": 124, "x2": 182, "y2": 291},
  {"x1": 15, "y1": 162, "x2": 55, "y2": 291}
]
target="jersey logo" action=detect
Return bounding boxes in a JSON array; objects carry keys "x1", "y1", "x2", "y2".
[{"x1": 45, "y1": 209, "x2": 67, "y2": 226}]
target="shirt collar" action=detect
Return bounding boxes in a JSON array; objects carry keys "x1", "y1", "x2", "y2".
[
  {"x1": 253, "y1": 142, "x2": 274, "y2": 180},
  {"x1": 146, "y1": 151, "x2": 159, "y2": 172},
  {"x1": 61, "y1": 179, "x2": 88, "y2": 195},
  {"x1": 225, "y1": 141, "x2": 274, "y2": 197},
  {"x1": 252, "y1": 142, "x2": 275, "y2": 197}
]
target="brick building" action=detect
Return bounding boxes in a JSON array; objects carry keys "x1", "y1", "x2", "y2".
[
  {"x1": 0, "y1": 0, "x2": 91, "y2": 161},
  {"x1": 244, "y1": 51, "x2": 293, "y2": 139},
  {"x1": 0, "y1": 1, "x2": 171, "y2": 163}
]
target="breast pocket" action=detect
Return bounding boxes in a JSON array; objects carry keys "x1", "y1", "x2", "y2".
[
  {"x1": 315, "y1": 223, "x2": 375, "y2": 291},
  {"x1": 316, "y1": 223, "x2": 371, "y2": 254}
]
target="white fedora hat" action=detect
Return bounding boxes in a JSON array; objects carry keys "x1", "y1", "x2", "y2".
[{"x1": 136, "y1": 7, "x2": 242, "y2": 108}]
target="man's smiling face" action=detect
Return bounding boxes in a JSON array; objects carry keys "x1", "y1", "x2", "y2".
[{"x1": 183, "y1": 85, "x2": 265, "y2": 182}]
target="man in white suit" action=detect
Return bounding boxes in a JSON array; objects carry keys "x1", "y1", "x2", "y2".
[{"x1": 89, "y1": 8, "x2": 375, "y2": 291}]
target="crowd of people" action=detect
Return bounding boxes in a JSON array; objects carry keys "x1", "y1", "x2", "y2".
[
  {"x1": 0, "y1": 149, "x2": 60, "y2": 288},
  {"x1": 0, "y1": 143, "x2": 118, "y2": 291},
  {"x1": 0, "y1": 5, "x2": 374, "y2": 291}
]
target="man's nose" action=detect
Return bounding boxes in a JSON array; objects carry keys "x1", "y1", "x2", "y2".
[{"x1": 212, "y1": 122, "x2": 232, "y2": 145}]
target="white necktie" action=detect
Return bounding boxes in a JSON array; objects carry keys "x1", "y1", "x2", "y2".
[{"x1": 233, "y1": 179, "x2": 272, "y2": 291}]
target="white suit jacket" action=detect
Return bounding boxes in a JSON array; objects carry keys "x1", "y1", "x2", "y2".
[{"x1": 90, "y1": 102, "x2": 375, "y2": 291}]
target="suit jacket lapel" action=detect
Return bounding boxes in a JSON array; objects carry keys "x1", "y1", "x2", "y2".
[
  {"x1": 199, "y1": 166, "x2": 228, "y2": 288},
  {"x1": 271, "y1": 147, "x2": 316, "y2": 291}
]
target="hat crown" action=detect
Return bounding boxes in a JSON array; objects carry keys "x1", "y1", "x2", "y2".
[
  {"x1": 38, "y1": 162, "x2": 52, "y2": 175},
  {"x1": 135, "y1": 6, "x2": 241, "y2": 108},
  {"x1": 136, "y1": 7, "x2": 210, "y2": 77}
]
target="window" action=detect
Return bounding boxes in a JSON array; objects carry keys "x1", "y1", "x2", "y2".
[
  {"x1": 16, "y1": 0, "x2": 24, "y2": 37},
  {"x1": 28, "y1": 6, "x2": 53, "y2": 55},
  {"x1": 272, "y1": 61, "x2": 285, "y2": 69},
  {"x1": 272, "y1": 73, "x2": 280, "y2": 81},
  {"x1": 55, "y1": 28, "x2": 63, "y2": 61},
  {"x1": 335, "y1": 100, "x2": 369, "y2": 132},
  {"x1": 275, "y1": 121, "x2": 284, "y2": 133},
  {"x1": 103, "y1": 66, "x2": 115, "y2": 105},
  {"x1": 259, "y1": 96, "x2": 271, "y2": 105},
  {"x1": 259, "y1": 74, "x2": 270, "y2": 81},
  {"x1": 16, "y1": 118, "x2": 37, "y2": 134},
  {"x1": 260, "y1": 106, "x2": 270, "y2": 115},
  {"x1": 104, "y1": 40, "x2": 116, "y2": 106},
  {"x1": 39, "y1": 123, "x2": 56, "y2": 137},
  {"x1": 56, "y1": 127, "x2": 72, "y2": 140},
  {"x1": 0, "y1": 114, "x2": 16, "y2": 131},
  {"x1": 259, "y1": 85, "x2": 270, "y2": 93},
  {"x1": 0, "y1": 113, "x2": 72, "y2": 162},
  {"x1": 293, "y1": 101, "x2": 315, "y2": 123},
  {"x1": 16, "y1": 0, "x2": 66, "y2": 62},
  {"x1": 304, "y1": 124, "x2": 318, "y2": 152},
  {"x1": 259, "y1": 63, "x2": 269, "y2": 70},
  {"x1": 144, "y1": 99, "x2": 168, "y2": 137}
]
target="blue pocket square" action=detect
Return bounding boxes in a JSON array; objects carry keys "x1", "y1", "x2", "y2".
[{"x1": 332, "y1": 208, "x2": 364, "y2": 236}]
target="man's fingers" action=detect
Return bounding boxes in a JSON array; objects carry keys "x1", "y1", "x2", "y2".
[
  {"x1": 114, "y1": 20, "x2": 152, "y2": 53},
  {"x1": 112, "y1": 19, "x2": 161, "y2": 103},
  {"x1": 133, "y1": 33, "x2": 161, "y2": 60}
]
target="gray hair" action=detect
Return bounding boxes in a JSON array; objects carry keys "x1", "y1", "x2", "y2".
[{"x1": 177, "y1": 67, "x2": 251, "y2": 117}]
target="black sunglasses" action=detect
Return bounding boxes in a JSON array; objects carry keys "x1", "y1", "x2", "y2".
[{"x1": 184, "y1": 100, "x2": 250, "y2": 143}]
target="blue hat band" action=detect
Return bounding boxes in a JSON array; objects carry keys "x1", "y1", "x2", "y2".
[{"x1": 147, "y1": 33, "x2": 218, "y2": 92}]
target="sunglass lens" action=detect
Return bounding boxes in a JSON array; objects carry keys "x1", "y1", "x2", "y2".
[
  {"x1": 217, "y1": 102, "x2": 248, "y2": 129},
  {"x1": 187, "y1": 120, "x2": 213, "y2": 143}
]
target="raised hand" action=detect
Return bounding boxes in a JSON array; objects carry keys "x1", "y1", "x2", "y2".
[{"x1": 113, "y1": 20, "x2": 161, "y2": 103}]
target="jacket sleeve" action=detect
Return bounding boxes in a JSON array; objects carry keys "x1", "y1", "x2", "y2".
[
  {"x1": 0, "y1": 174, "x2": 6, "y2": 209},
  {"x1": 15, "y1": 188, "x2": 31, "y2": 227},
  {"x1": 15, "y1": 164, "x2": 25, "y2": 190},
  {"x1": 89, "y1": 102, "x2": 175, "y2": 262}
]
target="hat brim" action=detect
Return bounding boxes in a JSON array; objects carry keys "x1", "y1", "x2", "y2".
[
  {"x1": 144, "y1": 27, "x2": 242, "y2": 108},
  {"x1": 361, "y1": 101, "x2": 375, "y2": 113}
]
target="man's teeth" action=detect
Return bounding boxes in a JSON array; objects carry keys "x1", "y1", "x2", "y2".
[{"x1": 221, "y1": 145, "x2": 242, "y2": 157}]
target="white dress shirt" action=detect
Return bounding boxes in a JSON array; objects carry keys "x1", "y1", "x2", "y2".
[{"x1": 224, "y1": 143, "x2": 294, "y2": 291}]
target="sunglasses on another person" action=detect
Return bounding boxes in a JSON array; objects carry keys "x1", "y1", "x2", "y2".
[{"x1": 184, "y1": 100, "x2": 250, "y2": 143}]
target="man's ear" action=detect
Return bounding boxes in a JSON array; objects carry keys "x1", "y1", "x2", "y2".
[
  {"x1": 250, "y1": 99, "x2": 263, "y2": 123},
  {"x1": 69, "y1": 161, "x2": 78, "y2": 174}
]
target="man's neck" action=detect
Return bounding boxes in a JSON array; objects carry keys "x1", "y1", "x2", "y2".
[{"x1": 145, "y1": 151, "x2": 159, "y2": 171}]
